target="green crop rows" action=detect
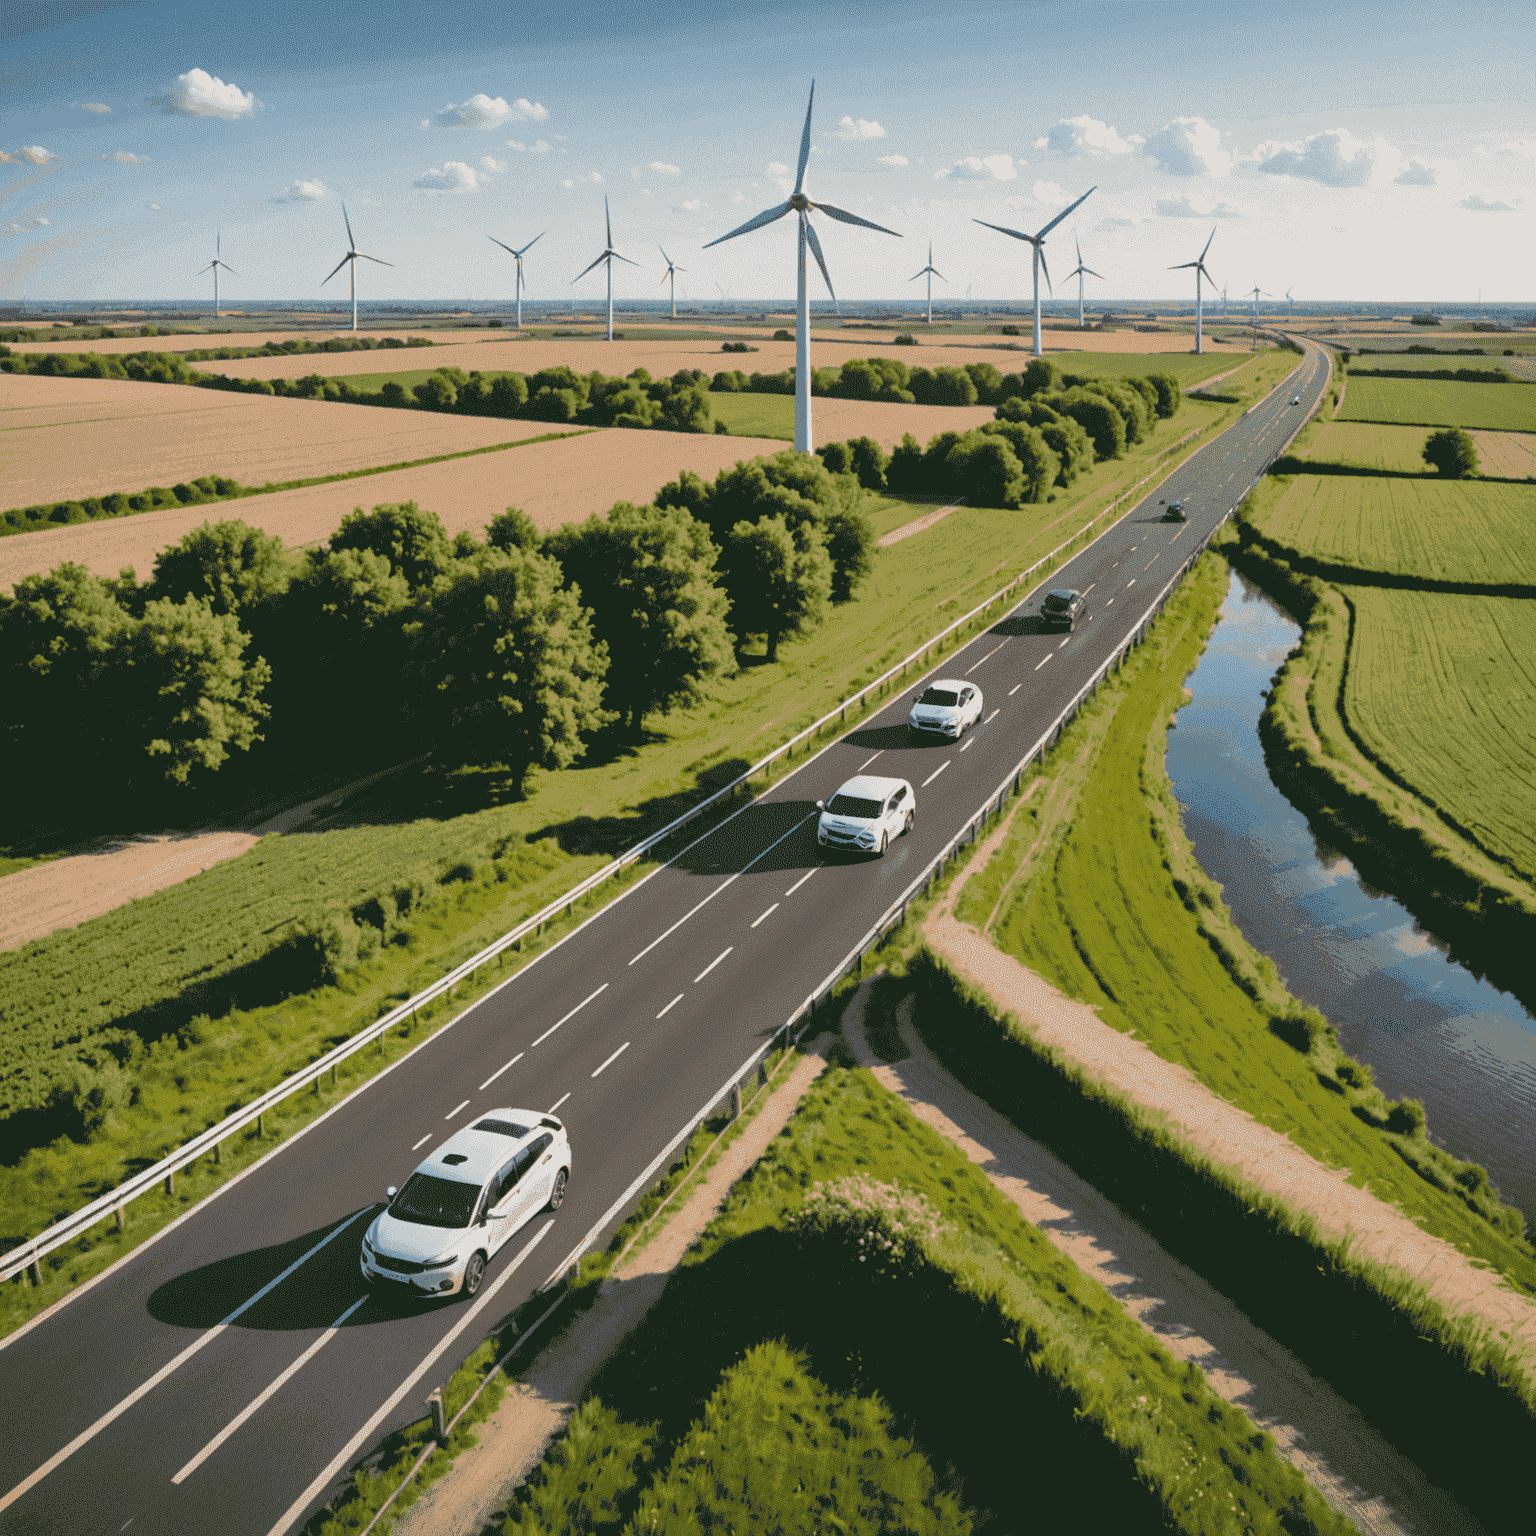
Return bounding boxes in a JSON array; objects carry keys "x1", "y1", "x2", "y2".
[
  {"x1": 1340, "y1": 586, "x2": 1536, "y2": 883},
  {"x1": 1339, "y1": 377, "x2": 1536, "y2": 432}
]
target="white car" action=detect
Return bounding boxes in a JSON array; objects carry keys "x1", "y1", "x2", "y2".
[
  {"x1": 816, "y1": 774, "x2": 916, "y2": 857},
  {"x1": 907, "y1": 679, "x2": 983, "y2": 740},
  {"x1": 361, "y1": 1110, "x2": 570, "y2": 1299},
  {"x1": 1290, "y1": 396, "x2": 1301, "y2": 405}
]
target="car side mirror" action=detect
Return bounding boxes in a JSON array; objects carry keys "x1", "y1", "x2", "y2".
[
  {"x1": 815, "y1": 800, "x2": 825, "y2": 811},
  {"x1": 385, "y1": 1186, "x2": 397, "y2": 1202}
]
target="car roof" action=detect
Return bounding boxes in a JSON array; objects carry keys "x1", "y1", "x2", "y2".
[
  {"x1": 1046, "y1": 588, "x2": 1081, "y2": 601},
  {"x1": 834, "y1": 774, "x2": 910, "y2": 800},
  {"x1": 415, "y1": 1108, "x2": 560, "y2": 1184},
  {"x1": 921, "y1": 678, "x2": 968, "y2": 692}
]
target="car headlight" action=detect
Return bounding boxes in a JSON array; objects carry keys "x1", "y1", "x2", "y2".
[{"x1": 422, "y1": 1251, "x2": 460, "y2": 1270}]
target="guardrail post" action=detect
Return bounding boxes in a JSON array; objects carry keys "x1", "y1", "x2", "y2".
[
  {"x1": 758, "y1": 1059, "x2": 769, "y2": 1088},
  {"x1": 256, "y1": 1113, "x2": 264, "y2": 1138},
  {"x1": 28, "y1": 1258, "x2": 42, "y2": 1287},
  {"x1": 164, "y1": 1169, "x2": 175, "y2": 1197},
  {"x1": 729, "y1": 1083, "x2": 742, "y2": 1120},
  {"x1": 428, "y1": 1387, "x2": 447, "y2": 1445},
  {"x1": 115, "y1": 1207, "x2": 124, "y2": 1233},
  {"x1": 212, "y1": 1140, "x2": 221, "y2": 1166}
]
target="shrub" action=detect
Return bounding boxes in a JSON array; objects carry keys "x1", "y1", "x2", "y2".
[
  {"x1": 773, "y1": 328, "x2": 793, "y2": 341},
  {"x1": 1386, "y1": 1098, "x2": 1428, "y2": 1137},
  {"x1": 1422, "y1": 427, "x2": 1479, "y2": 479},
  {"x1": 894, "y1": 332, "x2": 917, "y2": 345}
]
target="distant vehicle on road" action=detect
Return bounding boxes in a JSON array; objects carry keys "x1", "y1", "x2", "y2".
[
  {"x1": 362, "y1": 1111, "x2": 570, "y2": 1299},
  {"x1": 1291, "y1": 396, "x2": 1301, "y2": 405},
  {"x1": 816, "y1": 774, "x2": 915, "y2": 857},
  {"x1": 1040, "y1": 589, "x2": 1084, "y2": 631},
  {"x1": 1161, "y1": 500, "x2": 1187, "y2": 523},
  {"x1": 907, "y1": 679, "x2": 983, "y2": 740}
]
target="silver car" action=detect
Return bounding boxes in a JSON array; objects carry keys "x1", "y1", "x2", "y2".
[
  {"x1": 816, "y1": 774, "x2": 916, "y2": 857},
  {"x1": 907, "y1": 679, "x2": 983, "y2": 740}
]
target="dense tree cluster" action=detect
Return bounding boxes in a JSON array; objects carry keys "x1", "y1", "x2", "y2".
[{"x1": 1421, "y1": 428, "x2": 1480, "y2": 479}]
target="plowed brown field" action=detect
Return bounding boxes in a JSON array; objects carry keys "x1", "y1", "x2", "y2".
[
  {"x1": 1471, "y1": 429, "x2": 1536, "y2": 479},
  {"x1": 11, "y1": 327, "x2": 488, "y2": 356},
  {"x1": 0, "y1": 373, "x2": 561, "y2": 507},
  {"x1": 1, "y1": 426, "x2": 789, "y2": 592}
]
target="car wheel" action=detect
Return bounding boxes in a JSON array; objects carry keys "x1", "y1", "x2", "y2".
[
  {"x1": 903, "y1": 811, "x2": 914, "y2": 836},
  {"x1": 547, "y1": 1168, "x2": 568, "y2": 1212},
  {"x1": 462, "y1": 1251, "x2": 487, "y2": 1298},
  {"x1": 878, "y1": 832, "x2": 889, "y2": 856}
]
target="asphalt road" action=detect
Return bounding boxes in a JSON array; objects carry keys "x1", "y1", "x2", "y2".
[{"x1": 0, "y1": 339, "x2": 1330, "y2": 1536}]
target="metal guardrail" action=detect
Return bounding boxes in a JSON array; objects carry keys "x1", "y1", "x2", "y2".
[{"x1": 2, "y1": 364, "x2": 1300, "y2": 1290}]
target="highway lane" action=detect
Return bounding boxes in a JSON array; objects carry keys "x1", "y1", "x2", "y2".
[{"x1": 0, "y1": 340, "x2": 1329, "y2": 1535}]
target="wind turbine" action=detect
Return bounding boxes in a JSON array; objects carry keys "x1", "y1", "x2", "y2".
[
  {"x1": 322, "y1": 205, "x2": 392, "y2": 332},
  {"x1": 974, "y1": 185, "x2": 1095, "y2": 356},
  {"x1": 703, "y1": 81, "x2": 901, "y2": 453},
  {"x1": 1246, "y1": 284, "x2": 1269, "y2": 345},
  {"x1": 658, "y1": 246, "x2": 686, "y2": 319},
  {"x1": 573, "y1": 197, "x2": 637, "y2": 341},
  {"x1": 1286, "y1": 286, "x2": 1294, "y2": 320},
  {"x1": 487, "y1": 231, "x2": 543, "y2": 328},
  {"x1": 198, "y1": 231, "x2": 236, "y2": 319},
  {"x1": 910, "y1": 241, "x2": 945, "y2": 324},
  {"x1": 1169, "y1": 228, "x2": 1217, "y2": 355},
  {"x1": 1065, "y1": 232, "x2": 1103, "y2": 329}
]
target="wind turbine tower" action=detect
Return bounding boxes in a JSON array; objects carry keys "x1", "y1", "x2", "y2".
[
  {"x1": 198, "y1": 231, "x2": 237, "y2": 319},
  {"x1": 974, "y1": 185, "x2": 1095, "y2": 356},
  {"x1": 659, "y1": 247, "x2": 686, "y2": 319},
  {"x1": 704, "y1": 81, "x2": 901, "y2": 453},
  {"x1": 322, "y1": 206, "x2": 392, "y2": 332},
  {"x1": 910, "y1": 241, "x2": 945, "y2": 324},
  {"x1": 1168, "y1": 228, "x2": 1217, "y2": 354},
  {"x1": 1246, "y1": 284, "x2": 1269, "y2": 345},
  {"x1": 488, "y1": 231, "x2": 543, "y2": 328},
  {"x1": 573, "y1": 197, "x2": 638, "y2": 341},
  {"x1": 1065, "y1": 232, "x2": 1103, "y2": 329}
]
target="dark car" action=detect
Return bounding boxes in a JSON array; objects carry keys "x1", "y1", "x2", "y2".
[
  {"x1": 1040, "y1": 589, "x2": 1083, "y2": 630},
  {"x1": 1161, "y1": 500, "x2": 1187, "y2": 522}
]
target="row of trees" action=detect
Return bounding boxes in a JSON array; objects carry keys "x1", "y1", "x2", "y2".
[
  {"x1": 1, "y1": 453, "x2": 879, "y2": 817},
  {"x1": 0, "y1": 334, "x2": 429, "y2": 378}
]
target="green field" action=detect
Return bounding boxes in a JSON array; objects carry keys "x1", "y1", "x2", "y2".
[
  {"x1": 1340, "y1": 586, "x2": 1536, "y2": 882},
  {"x1": 1294, "y1": 421, "x2": 1452, "y2": 473},
  {"x1": 1252, "y1": 472, "x2": 1536, "y2": 584},
  {"x1": 1345, "y1": 352, "x2": 1517, "y2": 373},
  {"x1": 1339, "y1": 377, "x2": 1536, "y2": 431}
]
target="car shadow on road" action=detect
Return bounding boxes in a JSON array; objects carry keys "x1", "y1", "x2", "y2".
[
  {"x1": 670, "y1": 799, "x2": 821, "y2": 877},
  {"x1": 989, "y1": 614, "x2": 1052, "y2": 637},
  {"x1": 842, "y1": 723, "x2": 944, "y2": 752}
]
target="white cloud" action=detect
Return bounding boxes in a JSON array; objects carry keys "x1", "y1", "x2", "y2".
[
  {"x1": 153, "y1": 68, "x2": 260, "y2": 119},
  {"x1": 427, "y1": 94, "x2": 548, "y2": 130},
  {"x1": 767, "y1": 160, "x2": 790, "y2": 176},
  {"x1": 936, "y1": 154, "x2": 1018, "y2": 182},
  {"x1": 877, "y1": 153, "x2": 908, "y2": 168},
  {"x1": 506, "y1": 139, "x2": 552, "y2": 154},
  {"x1": 2, "y1": 146, "x2": 56, "y2": 165},
  {"x1": 831, "y1": 115, "x2": 886, "y2": 141},
  {"x1": 1036, "y1": 115, "x2": 1140, "y2": 158},
  {"x1": 560, "y1": 171, "x2": 605, "y2": 189},
  {"x1": 479, "y1": 155, "x2": 507, "y2": 174},
  {"x1": 1032, "y1": 179, "x2": 1070, "y2": 204},
  {"x1": 272, "y1": 177, "x2": 329, "y2": 203},
  {"x1": 1394, "y1": 158, "x2": 1451, "y2": 187},
  {"x1": 1476, "y1": 140, "x2": 1536, "y2": 159},
  {"x1": 1248, "y1": 128, "x2": 1406, "y2": 188},
  {"x1": 730, "y1": 190, "x2": 747, "y2": 203},
  {"x1": 2, "y1": 223, "x2": 24, "y2": 235},
  {"x1": 648, "y1": 160, "x2": 680, "y2": 175},
  {"x1": 148, "y1": 202, "x2": 163, "y2": 211},
  {"x1": 414, "y1": 160, "x2": 483, "y2": 194},
  {"x1": 1156, "y1": 193, "x2": 1254, "y2": 219},
  {"x1": 1459, "y1": 193, "x2": 1521, "y2": 212},
  {"x1": 1097, "y1": 212, "x2": 1151, "y2": 229},
  {"x1": 678, "y1": 198, "x2": 707, "y2": 212},
  {"x1": 100, "y1": 150, "x2": 149, "y2": 164},
  {"x1": 82, "y1": 103, "x2": 110, "y2": 114},
  {"x1": 561, "y1": 178, "x2": 574, "y2": 188},
  {"x1": 35, "y1": 216, "x2": 50, "y2": 226},
  {"x1": 1144, "y1": 117, "x2": 1231, "y2": 177}
]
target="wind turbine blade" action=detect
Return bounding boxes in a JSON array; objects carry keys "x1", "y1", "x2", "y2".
[
  {"x1": 1034, "y1": 185, "x2": 1096, "y2": 241},
  {"x1": 1169, "y1": 260, "x2": 1200, "y2": 271},
  {"x1": 198, "y1": 262, "x2": 216, "y2": 275},
  {"x1": 804, "y1": 218, "x2": 836, "y2": 302},
  {"x1": 216, "y1": 230, "x2": 221, "y2": 259},
  {"x1": 515, "y1": 232, "x2": 544, "y2": 257},
  {"x1": 703, "y1": 200, "x2": 794, "y2": 248},
  {"x1": 909, "y1": 268, "x2": 926, "y2": 282},
  {"x1": 355, "y1": 253, "x2": 392, "y2": 267},
  {"x1": 974, "y1": 218, "x2": 1034, "y2": 243},
  {"x1": 658, "y1": 245, "x2": 672, "y2": 266},
  {"x1": 931, "y1": 268, "x2": 946, "y2": 282},
  {"x1": 1075, "y1": 233, "x2": 1083, "y2": 264},
  {"x1": 222, "y1": 264, "x2": 240, "y2": 276},
  {"x1": 343, "y1": 203, "x2": 355, "y2": 251},
  {"x1": 1038, "y1": 247, "x2": 1053, "y2": 295},
  {"x1": 488, "y1": 235, "x2": 518, "y2": 256},
  {"x1": 572, "y1": 251, "x2": 609, "y2": 282},
  {"x1": 812, "y1": 201, "x2": 901, "y2": 237},
  {"x1": 1083, "y1": 267, "x2": 1102, "y2": 280},
  {"x1": 795, "y1": 81, "x2": 815, "y2": 195},
  {"x1": 610, "y1": 250, "x2": 641, "y2": 267},
  {"x1": 1199, "y1": 226, "x2": 1216, "y2": 263},
  {"x1": 322, "y1": 254, "x2": 352, "y2": 285},
  {"x1": 604, "y1": 195, "x2": 612, "y2": 249}
]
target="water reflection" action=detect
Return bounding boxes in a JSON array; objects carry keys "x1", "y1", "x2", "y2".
[{"x1": 1168, "y1": 569, "x2": 1536, "y2": 1223}]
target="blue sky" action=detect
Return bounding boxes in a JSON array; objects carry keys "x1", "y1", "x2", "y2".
[{"x1": 3, "y1": 0, "x2": 1530, "y2": 304}]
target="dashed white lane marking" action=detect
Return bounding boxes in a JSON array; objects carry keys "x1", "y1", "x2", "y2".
[
  {"x1": 1081, "y1": 583, "x2": 1095, "y2": 596},
  {"x1": 921, "y1": 761, "x2": 951, "y2": 788},
  {"x1": 171, "y1": 1296, "x2": 368, "y2": 1485},
  {"x1": 531, "y1": 983, "x2": 608, "y2": 1048},
  {"x1": 694, "y1": 947, "x2": 733, "y2": 984},
  {"x1": 1126, "y1": 578, "x2": 1136, "y2": 588},
  {"x1": 547, "y1": 1093, "x2": 570, "y2": 1115},
  {"x1": 630, "y1": 880, "x2": 739, "y2": 966},
  {"x1": 751, "y1": 903, "x2": 779, "y2": 929},
  {"x1": 858, "y1": 752, "x2": 882, "y2": 770},
  {"x1": 985, "y1": 708, "x2": 999, "y2": 722},
  {"x1": 959, "y1": 739, "x2": 975, "y2": 753},
  {"x1": 1145, "y1": 553, "x2": 1160, "y2": 569},
  {"x1": 478, "y1": 1052, "x2": 524, "y2": 1092},
  {"x1": 1035, "y1": 655, "x2": 1051, "y2": 671},
  {"x1": 785, "y1": 868, "x2": 817, "y2": 897},
  {"x1": 965, "y1": 639, "x2": 1009, "y2": 675},
  {"x1": 444, "y1": 1100, "x2": 469, "y2": 1120},
  {"x1": 1171, "y1": 525, "x2": 1187, "y2": 541},
  {"x1": 656, "y1": 993, "x2": 684, "y2": 1020},
  {"x1": 1106, "y1": 598, "x2": 1115, "y2": 607},
  {"x1": 411, "y1": 1134, "x2": 432, "y2": 1151},
  {"x1": 1058, "y1": 636, "x2": 1071, "y2": 649},
  {"x1": 1008, "y1": 684, "x2": 1022, "y2": 696},
  {"x1": 591, "y1": 1042, "x2": 629, "y2": 1079}
]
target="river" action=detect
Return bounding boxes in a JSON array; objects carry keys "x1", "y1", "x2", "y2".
[{"x1": 1167, "y1": 568, "x2": 1536, "y2": 1226}]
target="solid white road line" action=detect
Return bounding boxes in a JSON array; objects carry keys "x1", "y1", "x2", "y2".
[
  {"x1": 591, "y1": 1042, "x2": 630, "y2": 1079},
  {"x1": 0, "y1": 1212, "x2": 363, "y2": 1516},
  {"x1": 530, "y1": 984, "x2": 608, "y2": 1048},
  {"x1": 1008, "y1": 684, "x2": 1022, "y2": 697},
  {"x1": 985, "y1": 708, "x2": 999, "y2": 722},
  {"x1": 1035, "y1": 655, "x2": 1051, "y2": 671},
  {"x1": 171, "y1": 1296, "x2": 368, "y2": 1485},
  {"x1": 921, "y1": 761, "x2": 950, "y2": 788},
  {"x1": 478, "y1": 1052, "x2": 524, "y2": 1092},
  {"x1": 411, "y1": 1135, "x2": 431, "y2": 1151},
  {"x1": 964, "y1": 639, "x2": 1008, "y2": 675},
  {"x1": 546, "y1": 1094, "x2": 570, "y2": 1115},
  {"x1": 857, "y1": 752, "x2": 882, "y2": 770},
  {"x1": 265, "y1": 1223, "x2": 554, "y2": 1536},
  {"x1": 655, "y1": 993, "x2": 684, "y2": 1019},
  {"x1": 444, "y1": 1100, "x2": 469, "y2": 1120},
  {"x1": 694, "y1": 947, "x2": 732, "y2": 984},
  {"x1": 751, "y1": 903, "x2": 779, "y2": 929},
  {"x1": 784, "y1": 869, "x2": 817, "y2": 897}
]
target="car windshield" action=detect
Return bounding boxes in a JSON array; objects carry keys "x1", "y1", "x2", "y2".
[
  {"x1": 828, "y1": 794, "x2": 881, "y2": 819},
  {"x1": 918, "y1": 688, "x2": 959, "y2": 707},
  {"x1": 1043, "y1": 592, "x2": 1076, "y2": 610},
  {"x1": 390, "y1": 1172, "x2": 480, "y2": 1228}
]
